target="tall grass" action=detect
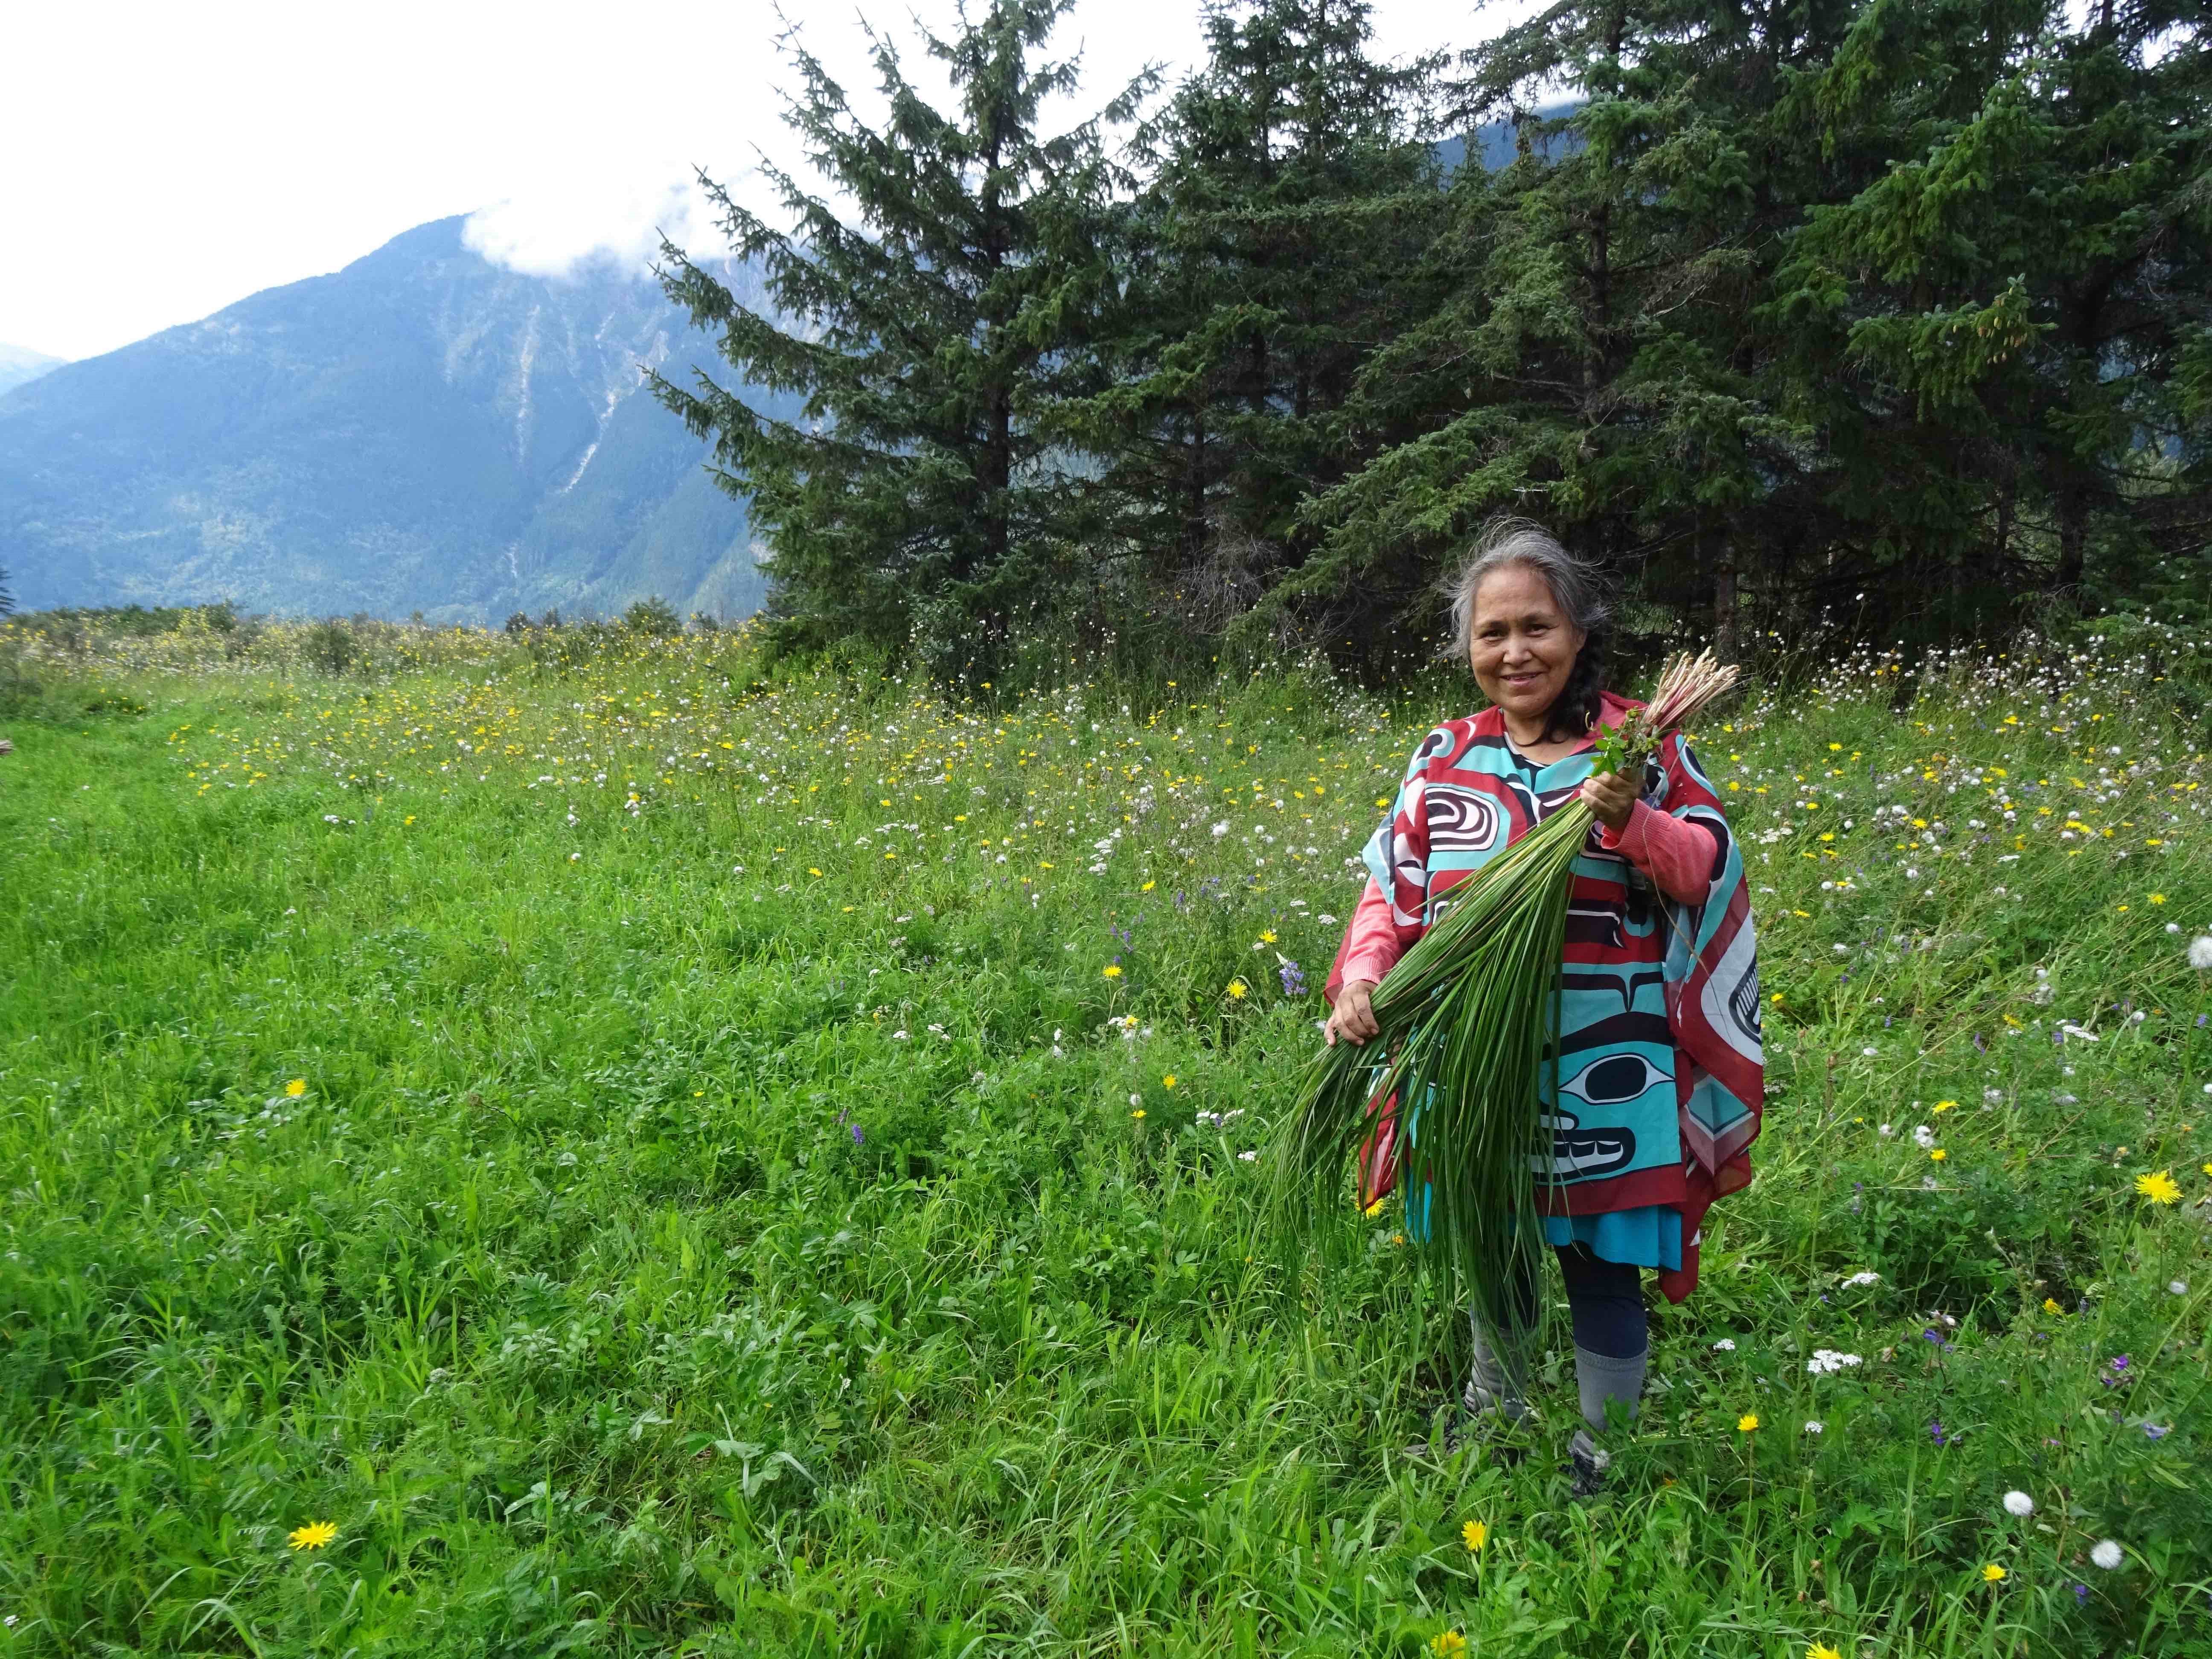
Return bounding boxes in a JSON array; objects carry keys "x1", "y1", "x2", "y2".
[{"x1": 0, "y1": 626, "x2": 2206, "y2": 1656}]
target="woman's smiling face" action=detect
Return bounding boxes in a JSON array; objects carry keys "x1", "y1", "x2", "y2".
[{"x1": 1468, "y1": 562, "x2": 1585, "y2": 731}]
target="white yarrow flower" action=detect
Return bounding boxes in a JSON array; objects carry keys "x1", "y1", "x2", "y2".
[
  {"x1": 2168, "y1": 1280, "x2": 2188, "y2": 1295},
  {"x1": 1842, "y1": 1270, "x2": 1880, "y2": 1287},
  {"x1": 2091, "y1": 1539, "x2": 2125, "y2": 1570},
  {"x1": 2002, "y1": 1490, "x2": 2034, "y2": 1517},
  {"x1": 1803, "y1": 1420, "x2": 1824, "y2": 1435},
  {"x1": 1711, "y1": 1338, "x2": 1736, "y2": 1351}
]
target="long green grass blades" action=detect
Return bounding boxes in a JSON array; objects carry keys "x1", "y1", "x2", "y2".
[
  {"x1": 1270, "y1": 798, "x2": 1591, "y2": 1330},
  {"x1": 1271, "y1": 652, "x2": 1742, "y2": 1331}
]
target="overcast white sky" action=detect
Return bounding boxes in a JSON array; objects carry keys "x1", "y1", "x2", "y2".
[{"x1": 2, "y1": 0, "x2": 1537, "y2": 362}]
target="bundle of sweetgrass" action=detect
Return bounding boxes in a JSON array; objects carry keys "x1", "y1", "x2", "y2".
[{"x1": 1269, "y1": 652, "x2": 1740, "y2": 1329}]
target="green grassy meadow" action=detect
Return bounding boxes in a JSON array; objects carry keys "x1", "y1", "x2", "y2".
[{"x1": 2, "y1": 618, "x2": 2209, "y2": 1656}]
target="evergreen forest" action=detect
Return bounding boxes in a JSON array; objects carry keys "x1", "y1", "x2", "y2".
[{"x1": 652, "y1": 0, "x2": 2212, "y2": 685}]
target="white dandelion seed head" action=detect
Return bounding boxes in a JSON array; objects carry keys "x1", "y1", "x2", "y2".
[
  {"x1": 1878, "y1": 1123, "x2": 1894, "y2": 1137},
  {"x1": 2168, "y1": 1280, "x2": 2188, "y2": 1295},
  {"x1": 1913, "y1": 1124, "x2": 1936, "y2": 1148},
  {"x1": 2091, "y1": 1539, "x2": 2124, "y2": 1570},
  {"x1": 2188, "y1": 935, "x2": 2212, "y2": 971},
  {"x1": 2002, "y1": 1490, "x2": 2034, "y2": 1517}
]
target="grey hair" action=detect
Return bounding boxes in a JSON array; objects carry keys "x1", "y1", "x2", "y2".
[{"x1": 1441, "y1": 516, "x2": 1611, "y2": 664}]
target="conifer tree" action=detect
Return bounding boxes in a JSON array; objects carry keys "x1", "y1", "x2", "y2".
[
  {"x1": 1767, "y1": 0, "x2": 2212, "y2": 618},
  {"x1": 652, "y1": 0, "x2": 1146, "y2": 680},
  {"x1": 1285, "y1": 0, "x2": 1864, "y2": 656},
  {"x1": 1055, "y1": 0, "x2": 1443, "y2": 655}
]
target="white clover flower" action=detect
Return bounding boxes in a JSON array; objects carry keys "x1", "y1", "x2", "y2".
[
  {"x1": 2002, "y1": 1490, "x2": 2034, "y2": 1517},
  {"x1": 2189, "y1": 935, "x2": 2212, "y2": 971},
  {"x1": 2091, "y1": 1539, "x2": 2124, "y2": 1570},
  {"x1": 1711, "y1": 1338, "x2": 1736, "y2": 1351}
]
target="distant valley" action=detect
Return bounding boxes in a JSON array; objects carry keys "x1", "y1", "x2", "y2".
[{"x1": 0, "y1": 219, "x2": 779, "y2": 623}]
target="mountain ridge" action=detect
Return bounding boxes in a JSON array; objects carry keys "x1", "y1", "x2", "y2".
[
  {"x1": 0, "y1": 343, "x2": 64, "y2": 399},
  {"x1": 0, "y1": 218, "x2": 776, "y2": 622}
]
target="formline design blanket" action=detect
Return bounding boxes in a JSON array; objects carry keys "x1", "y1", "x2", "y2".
[{"x1": 1325, "y1": 692, "x2": 1763, "y2": 1301}]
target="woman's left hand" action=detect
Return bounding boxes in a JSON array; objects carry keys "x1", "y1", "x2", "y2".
[{"x1": 1580, "y1": 769, "x2": 1639, "y2": 832}]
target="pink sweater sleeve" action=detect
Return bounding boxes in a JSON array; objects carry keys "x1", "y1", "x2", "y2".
[
  {"x1": 1600, "y1": 800, "x2": 1720, "y2": 905},
  {"x1": 1337, "y1": 877, "x2": 1406, "y2": 989}
]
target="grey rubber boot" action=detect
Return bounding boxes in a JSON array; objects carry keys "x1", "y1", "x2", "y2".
[
  {"x1": 1567, "y1": 1344, "x2": 1647, "y2": 1497},
  {"x1": 1464, "y1": 1316, "x2": 1535, "y2": 1425}
]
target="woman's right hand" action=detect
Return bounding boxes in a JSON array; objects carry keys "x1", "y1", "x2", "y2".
[{"x1": 1325, "y1": 979, "x2": 1380, "y2": 1046}]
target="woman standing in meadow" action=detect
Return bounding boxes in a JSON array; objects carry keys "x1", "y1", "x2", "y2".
[{"x1": 1322, "y1": 519, "x2": 1764, "y2": 1494}]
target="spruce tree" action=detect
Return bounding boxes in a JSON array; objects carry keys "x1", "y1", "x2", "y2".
[
  {"x1": 1054, "y1": 0, "x2": 1443, "y2": 659},
  {"x1": 652, "y1": 0, "x2": 1147, "y2": 681},
  {"x1": 1767, "y1": 0, "x2": 2212, "y2": 618},
  {"x1": 1286, "y1": 0, "x2": 1865, "y2": 658}
]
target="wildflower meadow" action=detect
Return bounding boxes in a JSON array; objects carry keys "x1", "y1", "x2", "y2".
[{"x1": 1, "y1": 613, "x2": 2208, "y2": 1656}]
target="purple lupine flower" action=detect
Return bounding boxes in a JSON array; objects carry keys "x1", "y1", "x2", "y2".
[
  {"x1": 850, "y1": 1123, "x2": 866, "y2": 1146},
  {"x1": 1929, "y1": 1420, "x2": 1947, "y2": 1446},
  {"x1": 2143, "y1": 1422, "x2": 2170, "y2": 1441},
  {"x1": 2110, "y1": 1354, "x2": 2131, "y2": 1371},
  {"x1": 1279, "y1": 958, "x2": 1307, "y2": 996},
  {"x1": 2074, "y1": 1585, "x2": 2090, "y2": 1604}
]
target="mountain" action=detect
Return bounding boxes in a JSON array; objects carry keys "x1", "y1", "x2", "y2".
[
  {"x1": 0, "y1": 218, "x2": 784, "y2": 623},
  {"x1": 0, "y1": 343, "x2": 64, "y2": 399}
]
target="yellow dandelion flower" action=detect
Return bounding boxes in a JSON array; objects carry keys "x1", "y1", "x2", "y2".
[
  {"x1": 284, "y1": 1079, "x2": 307, "y2": 1097},
  {"x1": 2135, "y1": 1169, "x2": 2180, "y2": 1205},
  {"x1": 1982, "y1": 1563, "x2": 2006, "y2": 1583},
  {"x1": 2043, "y1": 1297, "x2": 2063, "y2": 1315},
  {"x1": 1131, "y1": 1109, "x2": 1145, "y2": 1120},
  {"x1": 1461, "y1": 1519, "x2": 1488, "y2": 1552},
  {"x1": 1226, "y1": 978, "x2": 1249, "y2": 1000},
  {"x1": 1162, "y1": 1075, "x2": 1178, "y2": 1089},
  {"x1": 1933, "y1": 1099, "x2": 1956, "y2": 1112},
  {"x1": 1809, "y1": 1645, "x2": 1842, "y2": 1659},
  {"x1": 1102, "y1": 963, "x2": 1123, "y2": 979},
  {"x1": 1430, "y1": 1635, "x2": 1467, "y2": 1659},
  {"x1": 288, "y1": 1520, "x2": 338, "y2": 1550},
  {"x1": 1738, "y1": 1412, "x2": 1760, "y2": 1433},
  {"x1": 1930, "y1": 1149, "x2": 1947, "y2": 1162},
  {"x1": 1258, "y1": 930, "x2": 1278, "y2": 944}
]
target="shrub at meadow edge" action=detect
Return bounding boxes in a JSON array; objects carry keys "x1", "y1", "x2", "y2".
[{"x1": 0, "y1": 615, "x2": 2208, "y2": 1656}]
